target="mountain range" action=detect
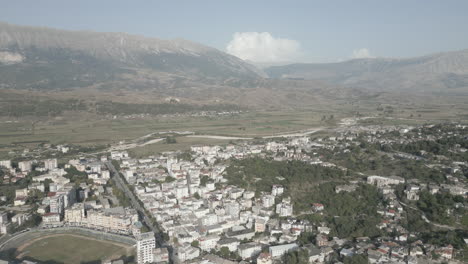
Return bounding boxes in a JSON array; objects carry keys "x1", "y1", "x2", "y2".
[
  {"x1": 0, "y1": 22, "x2": 265, "y2": 90},
  {"x1": 265, "y1": 50, "x2": 468, "y2": 93},
  {"x1": 0, "y1": 22, "x2": 467, "y2": 111}
]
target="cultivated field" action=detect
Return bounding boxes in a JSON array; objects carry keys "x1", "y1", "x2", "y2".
[
  {"x1": 0, "y1": 109, "x2": 333, "y2": 159},
  {"x1": 0, "y1": 97, "x2": 467, "y2": 159}
]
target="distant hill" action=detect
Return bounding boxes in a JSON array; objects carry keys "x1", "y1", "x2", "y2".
[
  {"x1": 0, "y1": 22, "x2": 265, "y2": 90},
  {"x1": 265, "y1": 50, "x2": 468, "y2": 93},
  {"x1": 0, "y1": 22, "x2": 366, "y2": 109},
  {"x1": 0, "y1": 22, "x2": 465, "y2": 112}
]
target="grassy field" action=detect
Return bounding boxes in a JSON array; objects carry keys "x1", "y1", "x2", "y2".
[
  {"x1": 0, "y1": 98, "x2": 466, "y2": 160},
  {"x1": 0, "y1": 109, "x2": 332, "y2": 146},
  {"x1": 17, "y1": 234, "x2": 133, "y2": 264}
]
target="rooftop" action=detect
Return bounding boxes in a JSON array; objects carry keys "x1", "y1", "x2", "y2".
[{"x1": 136, "y1": 232, "x2": 155, "y2": 241}]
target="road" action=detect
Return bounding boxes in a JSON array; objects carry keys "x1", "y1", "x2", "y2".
[
  {"x1": 400, "y1": 201, "x2": 456, "y2": 230},
  {"x1": 186, "y1": 135, "x2": 252, "y2": 140},
  {"x1": 106, "y1": 161, "x2": 167, "y2": 247}
]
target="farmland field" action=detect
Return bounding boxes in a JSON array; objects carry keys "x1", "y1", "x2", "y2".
[{"x1": 0, "y1": 98, "x2": 466, "y2": 160}]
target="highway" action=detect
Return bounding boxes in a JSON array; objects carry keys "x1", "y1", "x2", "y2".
[{"x1": 106, "y1": 161, "x2": 167, "y2": 247}]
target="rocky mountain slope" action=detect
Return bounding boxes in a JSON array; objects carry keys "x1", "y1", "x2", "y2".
[
  {"x1": 265, "y1": 50, "x2": 468, "y2": 93},
  {"x1": 0, "y1": 22, "x2": 264, "y2": 90},
  {"x1": 0, "y1": 22, "x2": 464, "y2": 112}
]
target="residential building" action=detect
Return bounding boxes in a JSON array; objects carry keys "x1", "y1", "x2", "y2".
[
  {"x1": 0, "y1": 212, "x2": 7, "y2": 224},
  {"x1": 153, "y1": 247, "x2": 169, "y2": 263},
  {"x1": 0, "y1": 160, "x2": 11, "y2": 169},
  {"x1": 199, "y1": 235, "x2": 220, "y2": 251},
  {"x1": 276, "y1": 202, "x2": 293, "y2": 217},
  {"x1": 176, "y1": 244, "x2": 200, "y2": 262},
  {"x1": 11, "y1": 213, "x2": 30, "y2": 226},
  {"x1": 269, "y1": 243, "x2": 298, "y2": 258},
  {"x1": 49, "y1": 194, "x2": 65, "y2": 215},
  {"x1": 85, "y1": 208, "x2": 135, "y2": 234},
  {"x1": 257, "y1": 252, "x2": 273, "y2": 264},
  {"x1": 64, "y1": 203, "x2": 85, "y2": 224},
  {"x1": 18, "y1": 161, "x2": 32, "y2": 172},
  {"x1": 44, "y1": 159, "x2": 58, "y2": 170},
  {"x1": 42, "y1": 213, "x2": 61, "y2": 225},
  {"x1": 271, "y1": 185, "x2": 284, "y2": 196},
  {"x1": 262, "y1": 195, "x2": 275, "y2": 208},
  {"x1": 216, "y1": 238, "x2": 240, "y2": 252},
  {"x1": 238, "y1": 242, "x2": 262, "y2": 259},
  {"x1": 367, "y1": 176, "x2": 405, "y2": 187},
  {"x1": 316, "y1": 234, "x2": 329, "y2": 247},
  {"x1": 255, "y1": 218, "x2": 266, "y2": 233},
  {"x1": 136, "y1": 232, "x2": 156, "y2": 264},
  {"x1": 434, "y1": 245, "x2": 454, "y2": 260}
]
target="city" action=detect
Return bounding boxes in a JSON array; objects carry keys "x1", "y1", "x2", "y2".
[
  {"x1": 1, "y1": 121, "x2": 466, "y2": 263},
  {"x1": 1, "y1": 1, "x2": 468, "y2": 263}
]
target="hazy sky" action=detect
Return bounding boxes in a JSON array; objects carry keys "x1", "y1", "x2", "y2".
[{"x1": 2, "y1": 0, "x2": 468, "y2": 63}]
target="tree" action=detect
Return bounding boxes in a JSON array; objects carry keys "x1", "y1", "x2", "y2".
[
  {"x1": 177, "y1": 151, "x2": 193, "y2": 161},
  {"x1": 297, "y1": 232, "x2": 315, "y2": 245},
  {"x1": 26, "y1": 189, "x2": 44, "y2": 205},
  {"x1": 462, "y1": 214, "x2": 468, "y2": 228},
  {"x1": 64, "y1": 166, "x2": 88, "y2": 184},
  {"x1": 343, "y1": 255, "x2": 369, "y2": 264},
  {"x1": 191, "y1": 240, "x2": 199, "y2": 248},
  {"x1": 200, "y1": 176, "x2": 210, "y2": 187},
  {"x1": 219, "y1": 247, "x2": 230, "y2": 258},
  {"x1": 282, "y1": 249, "x2": 309, "y2": 264},
  {"x1": 166, "y1": 136, "x2": 177, "y2": 144},
  {"x1": 165, "y1": 176, "x2": 176, "y2": 183},
  {"x1": 43, "y1": 178, "x2": 53, "y2": 192}
]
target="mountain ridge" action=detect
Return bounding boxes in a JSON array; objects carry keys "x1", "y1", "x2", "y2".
[
  {"x1": 265, "y1": 49, "x2": 468, "y2": 92},
  {"x1": 0, "y1": 21, "x2": 466, "y2": 111},
  {"x1": 0, "y1": 21, "x2": 265, "y2": 90}
]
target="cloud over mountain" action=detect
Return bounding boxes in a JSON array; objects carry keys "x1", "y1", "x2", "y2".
[
  {"x1": 226, "y1": 32, "x2": 300, "y2": 63},
  {"x1": 351, "y1": 48, "x2": 373, "y2": 59}
]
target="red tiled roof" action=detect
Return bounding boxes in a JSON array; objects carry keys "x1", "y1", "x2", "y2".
[
  {"x1": 258, "y1": 252, "x2": 271, "y2": 259},
  {"x1": 43, "y1": 212, "x2": 58, "y2": 216}
]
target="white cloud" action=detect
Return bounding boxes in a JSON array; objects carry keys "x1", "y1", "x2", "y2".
[
  {"x1": 226, "y1": 32, "x2": 300, "y2": 63},
  {"x1": 351, "y1": 48, "x2": 374, "y2": 59}
]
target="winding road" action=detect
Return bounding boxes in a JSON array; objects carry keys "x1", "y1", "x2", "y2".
[{"x1": 400, "y1": 201, "x2": 456, "y2": 230}]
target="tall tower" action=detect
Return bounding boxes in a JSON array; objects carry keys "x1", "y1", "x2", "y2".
[{"x1": 136, "y1": 232, "x2": 156, "y2": 264}]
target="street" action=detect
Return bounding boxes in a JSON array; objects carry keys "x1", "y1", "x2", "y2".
[{"x1": 106, "y1": 161, "x2": 167, "y2": 247}]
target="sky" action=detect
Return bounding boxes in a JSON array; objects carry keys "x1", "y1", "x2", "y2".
[{"x1": 2, "y1": 0, "x2": 468, "y2": 63}]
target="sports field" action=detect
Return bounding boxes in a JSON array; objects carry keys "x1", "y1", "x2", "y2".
[{"x1": 16, "y1": 234, "x2": 133, "y2": 264}]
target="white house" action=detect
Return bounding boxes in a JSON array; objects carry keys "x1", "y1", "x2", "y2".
[
  {"x1": 216, "y1": 238, "x2": 240, "y2": 252},
  {"x1": 176, "y1": 244, "x2": 200, "y2": 262},
  {"x1": 269, "y1": 243, "x2": 298, "y2": 258},
  {"x1": 238, "y1": 242, "x2": 262, "y2": 259},
  {"x1": 199, "y1": 235, "x2": 220, "y2": 251}
]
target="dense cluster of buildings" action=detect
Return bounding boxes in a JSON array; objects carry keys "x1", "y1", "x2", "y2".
[
  {"x1": 1, "y1": 122, "x2": 467, "y2": 263},
  {"x1": 106, "y1": 125, "x2": 464, "y2": 263}
]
